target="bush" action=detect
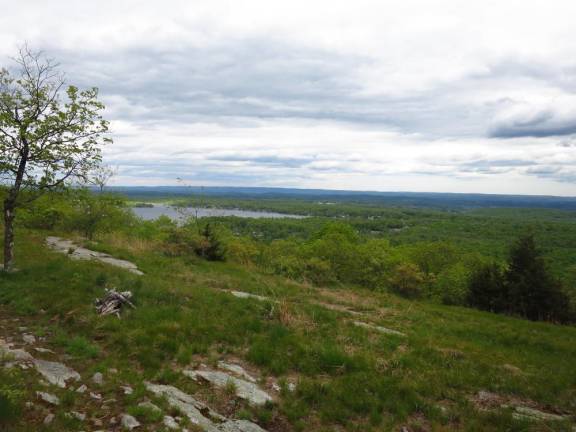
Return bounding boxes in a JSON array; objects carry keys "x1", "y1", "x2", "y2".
[
  {"x1": 433, "y1": 263, "x2": 471, "y2": 305},
  {"x1": 388, "y1": 263, "x2": 425, "y2": 298}
]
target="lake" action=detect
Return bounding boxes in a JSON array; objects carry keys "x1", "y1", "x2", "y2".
[{"x1": 132, "y1": 204, "x2": 306, "y2": 221}]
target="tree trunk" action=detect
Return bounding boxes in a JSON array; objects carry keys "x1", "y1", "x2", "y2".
[{"x1": 3, "y1": 200, "x2": 16, "y2": 272}]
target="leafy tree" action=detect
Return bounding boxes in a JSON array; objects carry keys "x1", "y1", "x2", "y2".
[
  {"x1": 433, "y1": 263, "x2": 471, "y2": 305},
  {"x1": 88, "y1": 164, "x2": 117, "y2": 192},
  {"x1": 304, "y1": 222, "x2": 362, "y2": 283},
  {"x1": 68, "y1": 189, "x2": 130, "y2": 240},
  {"x1": 388, "y1": 262, "x2": 425, "y2": 298},
  {"x1": 0, "y1": 46, "x2": 110, "y2": 270},
  {"x1": 410, "y1": 241, "x2": 458, "y2": 276}
]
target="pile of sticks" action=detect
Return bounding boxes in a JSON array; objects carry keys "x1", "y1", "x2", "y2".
[{"x1": 95, "y1": 289, "x2": 136, "y2": 318}]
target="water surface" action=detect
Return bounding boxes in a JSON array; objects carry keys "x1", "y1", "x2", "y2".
[{"x1": 132, "y1": 204, "x2": 305, "y2": 221}]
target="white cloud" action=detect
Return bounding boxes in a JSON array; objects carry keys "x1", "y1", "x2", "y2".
[{"x1": 1, "y1": 0, "x2": 576, "y2": 194}]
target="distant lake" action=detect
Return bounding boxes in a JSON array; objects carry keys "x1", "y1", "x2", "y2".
[{"x1": 132, "y1": 204, "x2": 306, "y2": 221}]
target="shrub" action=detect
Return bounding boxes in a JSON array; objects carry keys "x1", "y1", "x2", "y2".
[{"x1": 388, "y1": 263, "x2": 425, "y2": 298}]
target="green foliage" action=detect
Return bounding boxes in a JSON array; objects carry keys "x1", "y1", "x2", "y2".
[
  {"x1": 433, "y1": 263, "x2": 471, "y2": 305},
  {"x1": 388, "y1": 262, "x2": 425, "y2": 298},
  {"x1": 196, "y1": 223, "x2": 226, "y2": 261},
  {"x1": 0, "y1": 46, "x2": 111, "y2": 270},
  {"x1": 57, "y1": 335, "x2": 101, "y2": 359},
  {"x1": 505, "y1": 235, "x2": 571, "y2": 322},
  {"x1": 2, "y1": 228, "x2": 576, "y2": 431},
  {"x1": 66, "y1": 189, "x2": 133, "y2": 239},
  {"x1": 468, "y1": 235, "x2": 572, "y2": 322},
  {"x1": 468, "y1": 262, "x2": 507, "y2": 312},
  {"x1": 0, "y1": 369, "x2": 24, "y2": 426}
]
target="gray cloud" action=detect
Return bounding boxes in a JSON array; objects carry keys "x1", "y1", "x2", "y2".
[
  {"x1": 490, "y1": 115, "x2": 576, "y2": 138},
  {"x1": 3, "y1": 0, "x2": 576, "y2": 194},
  {"x1": 43, "y1": 40, "x2": 492, "y2": 138},
  {"x1": 206, "y1": 154, "x2": 315, "y2": 168}
]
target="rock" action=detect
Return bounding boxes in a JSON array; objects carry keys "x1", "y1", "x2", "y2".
[
  {"x1": 46, "y1": 236, "x2": 144, "y2": 275},
  {"x1": 218, "y1": 361, "x2": 257, "y2": 383},
  {"x1": 121, "y1": 413, "x2": 141, "y2": 430},
  {"x1": 352, "y1": 321, "x2": 406, "y2": 337},
  {"x1": 22, "y1": 334, "x2": 36, "y2": 344},
  {"x1": 146, "y1": 382, "x2": 270, "y2": 432},
  {"x1": 229, "y1": 291, "x2": 270, "y2": 302},
  {"x1": 33, "y1": 359, "x2": 80, "y2": 388},
  {"x1": 36, "y1": 391, "x2": 60, "y2": 406},
  {"x1": 271, "y1": 381, "x2": 296, "y2": 393},
  {"x1": 502, "y1": 364, "x2": 523, "y2": 375},
  {"x1": 473, "y1": 390, "x2": 503, "y2": 408},
  {"x1": 92, "y1": 372, "x2": 104, "y2": 385},
  {"x1": 145, "y1": 382, "x2": 226, "y2": 432},
  {"x1": 512, "y1": 406, "x2": 568, "y2": 422},
  {"x1": 43, "y1": 413, "x2": 55, "y2": 425},
  {"x1": 220, "y1": 420, "x2": 268, "y2": 432},
  {"x1": 0, "y1": 342, "x2": 34, "y2": 362},
  {"x1": 138, "y1": 400, "x2": 161, "y2": 412},
  {"x1": 183, "y1": 369, "x2": 273, "y2": 406},
  {"x1": 93, "y1": 418, "x2": 104, "y2": 427},
  {"x1": 163, "y1": 415, "x2": 180, "y2": 430},
  {"x1": 34, "y1": 347, "x2": 55, "y2": 354},
  {"x1": 67, "y1": 411, "x2": 86, "y2": 421},
  {"x1": 121, "y1": 385, "x2": 134, "y2": 395},
  {"x1": 90, "y1": 392, "x2": 102, "y2": 400},
  {"x1": 18, "y1": 326, "x2": 28, "y2": 332},
  {"x1": 76, "y1": 384, "x2": 88, "y2": 393}
]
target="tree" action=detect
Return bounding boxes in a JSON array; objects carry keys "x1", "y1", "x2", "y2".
[
  {"x1": 68, "y1": 189, "x2": 129, "y2": 240},
  {"x1": 505, "y1": 235, "x2": 570, "y2": 322},
  {"x1": 0, "y1": 46, "x2": 111, "y2": 271},
  {"x1": 466, "y1": 235, "x2": 572, "y2": 323},
  {"x1": 196, "y1": 223, "x2": 226, "y2": 261},
  {"x1": 88, "y1": 164, "x2": 117, "y2": 192},
  {"x1": 388, "y1": 262, "x2": 425, "y2": 298},
  {"x1": 467, "y1": 262, "x2": 506, "y2": 312}
]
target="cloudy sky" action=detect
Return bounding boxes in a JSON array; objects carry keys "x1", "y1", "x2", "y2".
[{"x1": 2, "y1": 0, "x2": 576, "y2": 195}]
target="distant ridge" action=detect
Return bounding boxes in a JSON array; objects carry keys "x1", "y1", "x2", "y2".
[{"x1": 108, "y1": 186, "x2": 576, "y2": 211}]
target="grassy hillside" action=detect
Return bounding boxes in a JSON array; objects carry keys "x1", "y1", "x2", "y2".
[{"x1": 1, "y1": 229, "x2": 575, "y2": 431}]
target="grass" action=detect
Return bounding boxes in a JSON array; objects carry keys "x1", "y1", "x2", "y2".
[{"x1": 0, "y1": 229, "x2": 575, "y2": 431}]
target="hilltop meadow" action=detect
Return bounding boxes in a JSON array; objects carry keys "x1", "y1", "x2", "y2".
[{"x1": 0, "y1": 188, "x2": 575, "y2": 431}]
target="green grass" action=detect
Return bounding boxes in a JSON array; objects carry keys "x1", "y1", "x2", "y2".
[{"x1": 0, "y1": 229, "x2": 575, "y2": 431}]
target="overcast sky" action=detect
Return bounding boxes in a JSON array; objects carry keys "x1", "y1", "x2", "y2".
[{"x1": 2, "y1": 0, "x2": 576, "y2": 195}]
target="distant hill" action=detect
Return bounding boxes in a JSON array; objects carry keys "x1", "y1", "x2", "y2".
[{"x1": 109, "y1": 186, "x2": 576, "y2": 210}]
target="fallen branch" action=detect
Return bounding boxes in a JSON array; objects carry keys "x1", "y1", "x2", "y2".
[{"x1": 95, "y1": 289, "x2": 135, "y2": 318}]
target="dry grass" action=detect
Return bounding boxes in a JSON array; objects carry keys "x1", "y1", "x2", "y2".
[{"x1": 101, "y1": 232, "x2": 159, "y2": 254}]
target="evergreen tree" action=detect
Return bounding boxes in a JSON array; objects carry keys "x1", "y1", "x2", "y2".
[
  {"x1": 505, "y1": 235, "x2": 569, "y2": 322},
  {"x1": 197, "y1": 223, "x2": 226, "y2": 261},
  {"x1": 467, "y1": 263, "x2": 506, "y2": 313},
  {"x1": 467, "y1": 235, "x2": 572, "y2": 323}
]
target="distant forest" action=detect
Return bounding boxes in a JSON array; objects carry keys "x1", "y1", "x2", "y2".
[{"x1": 111, "y1": 186, "x2": 576, "y2": 210}]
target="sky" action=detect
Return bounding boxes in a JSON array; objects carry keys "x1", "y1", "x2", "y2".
[{"x1": 1, "y1": 0, "x2": 576, "y2": 195}]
